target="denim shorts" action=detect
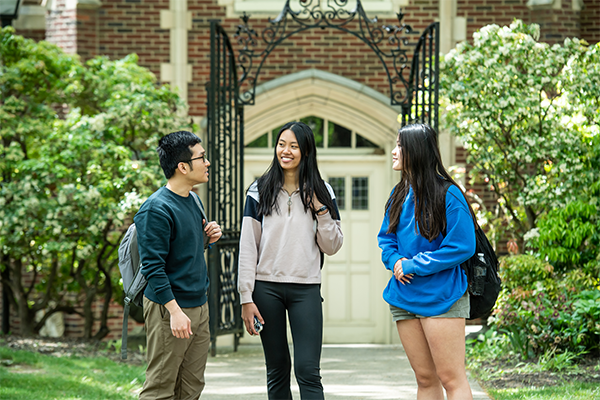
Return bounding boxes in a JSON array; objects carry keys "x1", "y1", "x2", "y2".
[{"x1": 389, "y1": 291, "x2": 470, "y2": 321}]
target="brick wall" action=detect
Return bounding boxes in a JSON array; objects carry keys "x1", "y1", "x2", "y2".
[
  {"x1": 457, "y1": 0, "x2": 585, "y2": 45},
  {"x1": 530, "y1": 1, "x2": 582, "y2": 43},
  {"x1": 0, "y1": 269, "x2": 143, "y2": 340},
  {"x1": 13, "y1": 28, "x2": 45, "y2": 42},
  {"x1": 13, "y1": 0, "x2": 46, "y2": 42},
  {"x1": 76, "y1": 7, "x2": 100, "y2": 61},
  {"x1": 63, "y1": 298, "x2": 144, "y2": 341},
  {"x1": 582, "y1": 0, "x2": 600, "y2": 44},
  {"x1": 96, "y1": 0, "x2": 170, "y2": 77},
  {"x1": 41, "y1": 0, "x2": 599, "y2": 116},
  {"x1": 457, "y1": 0, "x2": 529, "y2": 39}
]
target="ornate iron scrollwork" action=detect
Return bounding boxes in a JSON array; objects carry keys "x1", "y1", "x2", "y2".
[{"x1": 234, "y1": 0, "x2": 418, "y2": 107}]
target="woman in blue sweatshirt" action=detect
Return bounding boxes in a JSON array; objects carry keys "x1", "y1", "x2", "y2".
[{"x1": 378, "y1": 123, "x2": 476, "y2": 400}]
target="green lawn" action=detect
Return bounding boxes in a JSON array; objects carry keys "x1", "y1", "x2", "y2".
[
  {"x1": 0, "y1": 346, "x2": 146, "y2": 400},
  {"x1": 487, "y1": 383, "x2": 600, "y2": 400}
]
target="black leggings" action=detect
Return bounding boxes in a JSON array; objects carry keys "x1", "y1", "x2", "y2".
[{"x1": 253, "y1": 280, "x2": 324, "y2": 400}]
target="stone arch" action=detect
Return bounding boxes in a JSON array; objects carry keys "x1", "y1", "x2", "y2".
[{"x1": 244, "y1": 69, "x2": 401, "y2": 148}]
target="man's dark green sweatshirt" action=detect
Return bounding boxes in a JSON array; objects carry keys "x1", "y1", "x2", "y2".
[{"x1": 134, "y1": 187, "x2": 209, "y2": 308}]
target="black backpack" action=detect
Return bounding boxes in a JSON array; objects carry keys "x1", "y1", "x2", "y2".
[{"x1": 443, "y1": 181, "x2": 501, "y2": 320}]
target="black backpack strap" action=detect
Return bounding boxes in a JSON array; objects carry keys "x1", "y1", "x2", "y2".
[
  {"x1": 190, "y1": 192, "x2": 210, "y2": 249},
  {"x1": 190, "y1": 191, "x2": 208, "y2": 222},
  {"x1": 441, "y1": 180, "x2": 453, "y2": 237},
  {"x1": 441, "y1": 180, "x2": 479, "y2": 237},
  {"x1": 121, "y1": 300, "x2": 129, "y2": 359}
]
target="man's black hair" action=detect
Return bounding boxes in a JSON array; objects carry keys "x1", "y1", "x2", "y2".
[{"x1": 157, "y1": 131, "x2": 202, "y2": 179}]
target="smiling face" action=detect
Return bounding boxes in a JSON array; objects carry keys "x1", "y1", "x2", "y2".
[
  {"x1": 392, "y1": 136, "x2": 403, "y2": 171},
  {"x1": 276, "y1": 129, "x2": 301, "y2": 173}
]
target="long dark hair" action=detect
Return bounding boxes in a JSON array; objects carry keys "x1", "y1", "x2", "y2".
[
  {"x1": 385, "y1": 123, "x2": 473, "y2": 240},
  {"x1": 255, "y1": 121, "x2": 338, "y2": 220}
]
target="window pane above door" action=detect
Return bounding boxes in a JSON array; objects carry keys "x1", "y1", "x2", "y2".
[
  {"x1": 328, "y1": 121, "x2": 352, "y2": 147},
  {"x1": 300, "y1": 116, "x2": 324, "y2": 147},
  {"x1": 356, "y1": 134, "x2": 378, "y2": 148},
  {"x1": 247, "y1": 133, "x2": 269, "y2": 148}
]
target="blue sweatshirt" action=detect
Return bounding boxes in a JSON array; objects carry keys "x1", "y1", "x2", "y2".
[
  {"x1": 134, "y1": 187, "x2": 209, "y2": 308},
  {"x1": 378, "y1": 184, "x2": 476, "y2": 317}
]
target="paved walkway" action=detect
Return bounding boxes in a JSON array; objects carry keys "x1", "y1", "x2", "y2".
[{"x1": 202, "y1": 342, "x2": 491, "y2": 400}]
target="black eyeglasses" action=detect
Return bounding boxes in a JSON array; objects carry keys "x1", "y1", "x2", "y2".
[{"x1": 185, "y1": 154, "x2": 208, "y2": 164}]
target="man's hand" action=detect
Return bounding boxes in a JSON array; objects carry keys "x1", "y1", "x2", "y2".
[
  {"x1": 394, "y1": 258, "x2": 413, "y2": 285},
  {"x1": 242, "y1": 302, "x2": 264, "y2": 336},
  {"x1": 203, "y1": 220, "x2": 222, "y2": 244},
  {"x1": 164, "y1": 299, "x2": 192, "y2": 339}
]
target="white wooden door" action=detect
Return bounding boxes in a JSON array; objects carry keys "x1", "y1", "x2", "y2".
[
  {"x1": 242, "y1": 154, "x2": 391, "y2": 344},
  {"x1": 318, "y1": 156, "x2": 390, "y2": 343}
]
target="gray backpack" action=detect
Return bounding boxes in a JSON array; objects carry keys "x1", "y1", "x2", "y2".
[{"x1": 118, "y1": 191, "x2": 208, "y2": 359}]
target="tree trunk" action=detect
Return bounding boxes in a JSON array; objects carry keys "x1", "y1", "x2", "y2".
[
  {"x1": 1, "y1": 254, "x2": 13, "y2": 334},
  {"x1": 7, "y1": 258, "x2": 37, "y2": 336},
  {"x1": 82, "y1": 288, "x2": 96, "y2": 339},
  {"x1": 17, "y1": 293, "x2": 36, "y2": 336},
  {"x1": 92, "y1": 268, "x2": 113, "y2": 341}
]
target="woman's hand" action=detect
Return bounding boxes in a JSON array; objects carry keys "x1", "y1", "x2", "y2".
[
  {"x1": 394, "y1": 258, "x2": 413, "y2": 285},
  {"x1": 312, "y1": 193, "x2": 323, "y2": 210},
  {"x1": 311, "y1": 193, "x2": 328, "y2": 215},
  {"x1": 242, "y1": 302, "x2": 264, "y2": 336}
]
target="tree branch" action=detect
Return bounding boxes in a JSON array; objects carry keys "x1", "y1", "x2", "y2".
[
  {"x1": 33, "y1": 305, "x2": 84, "y2": 332},
  {"x1": 32, "y1": 255, "x2": 59, "y2": 313}
]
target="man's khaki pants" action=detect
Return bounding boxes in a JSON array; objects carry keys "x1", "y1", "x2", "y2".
[{"x1": 139, "y1": 297, "x2": 210, "y2": 400}]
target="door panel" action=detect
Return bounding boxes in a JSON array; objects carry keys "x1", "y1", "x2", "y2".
[{"x1": 319, "y1": 157, "x2": 389, "y2": 343}]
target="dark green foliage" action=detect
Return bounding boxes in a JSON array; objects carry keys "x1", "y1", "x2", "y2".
[{"x1": 493, "y1": 255, "x2": 600, "y2": 359}]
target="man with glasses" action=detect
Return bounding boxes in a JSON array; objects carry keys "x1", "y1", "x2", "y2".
[{"x1": 135, "y1": 130, "x2": 222, "y2": 400}]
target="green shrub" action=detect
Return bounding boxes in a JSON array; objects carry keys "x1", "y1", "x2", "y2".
[
  {"x1": 572, "y1": 290, "x2": 600, "y2": 350},
  {"x1": 533, "y1": 200, "x2": 600, "y2": 272},
  {"x1": 499, "y1": 254, "x2": 557, "y2": 293},
  {"x1": 492, "y1": 255, "x2": 600, "y2": 359}
]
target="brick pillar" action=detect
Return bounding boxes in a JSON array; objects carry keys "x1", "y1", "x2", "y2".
[
  {"x1": 46, "y1": 0, "x2": 77, "y2": 53},
  {"x1": 77, "y1": 4, "x2": 100, "y2": 61},
  {"x1": 581, "y1": 0, "x2": 600, "y2": 44},
  {"x1": 45, "y1": 0, "x2": 100, "y2": 60}
]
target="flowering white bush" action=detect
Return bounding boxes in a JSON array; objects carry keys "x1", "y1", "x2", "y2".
[
  {"x1": 441, "y1": 20, "x2": 599, "y2": 244},
  {"x1": 1, "y1": 28, "x2": 192, "y2": 337}
]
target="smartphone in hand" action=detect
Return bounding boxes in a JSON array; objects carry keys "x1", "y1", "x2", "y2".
[{"x1": 253, "y1": 316, "x2": 263, "y2": 334}]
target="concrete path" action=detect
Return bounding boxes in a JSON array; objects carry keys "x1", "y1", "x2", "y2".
[{"x1": 202, "y1": 343, "x2": 491, "y2": 399}]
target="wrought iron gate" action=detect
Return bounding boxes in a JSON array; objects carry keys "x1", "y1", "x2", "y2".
[
  {"x1": 205, "y1": 21, "x2": 244, "y2": 356},
  {"x1": 402, "y1": 22, "x2": 440, "y2": 132},
  {"x1": 206, "y1": 0, "x2": 440, "y2": 355}
]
